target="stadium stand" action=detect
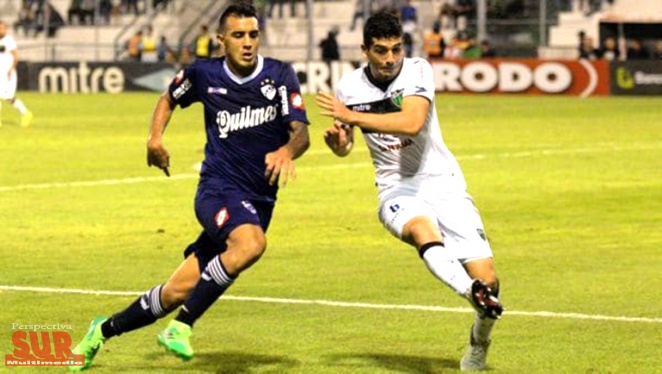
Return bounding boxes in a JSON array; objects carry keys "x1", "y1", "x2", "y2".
[{"x1": 6, "y1": 0, "x2": 660, "y2": 62}]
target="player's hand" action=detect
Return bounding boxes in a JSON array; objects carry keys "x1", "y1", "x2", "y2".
[
  {"x1": 265, "y1": 147, "x2": 295, "y2": 187},
  {"x1": 147, "y1": 138, "x2": 170, "y2": 177},
  {"x1": 316, "y1": 92, "x2": 354, "y2": 125},
  {"x1": 324, "y1": 120, "x2": 351, "y2": 154}
]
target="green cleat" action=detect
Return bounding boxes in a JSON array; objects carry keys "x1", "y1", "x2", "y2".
[
  {"x1": 68, "y1": 317, "x2": 107, "y2": 371},
  {"x1": 157, "y1": 320, "x2": 194, "y2": 361}
]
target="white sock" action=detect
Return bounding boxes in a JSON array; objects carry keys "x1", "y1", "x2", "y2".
[
  {"x1": 472, "y1": 314, "x2": 496, "y2": 345},
  {"x1": 420, "y1": 244, "x2": 473, "y2": 296},
  {"x1": 12, "y1": 98, "x2": 27, "y2": 114}
]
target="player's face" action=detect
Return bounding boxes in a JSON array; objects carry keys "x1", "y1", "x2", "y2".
[
  {"x1": 362, "y1": 37, "x2": 404, "y2": 81},
  {"x1": 219, "y1": 15, "x2": 260, "y2": 77}
]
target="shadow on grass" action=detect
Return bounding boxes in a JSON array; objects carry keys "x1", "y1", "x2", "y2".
[
  {"x1": 325, "y1": 353, "x2": 460, "y2": 373},
  {"x1": 143, "y1": 350, "x2": 299, "y2": 373}
]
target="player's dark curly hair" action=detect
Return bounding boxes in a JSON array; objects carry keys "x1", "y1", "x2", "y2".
[
  {"x1": 363, "y1": 11, "x2": 403, "y2": 48},
  {"x1": 219, "y1": 1, "x2": 258, "y2": 30}
]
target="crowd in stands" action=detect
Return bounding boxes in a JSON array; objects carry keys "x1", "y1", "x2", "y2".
[
  {"x1": 122, "y1": 23, "x2": 224, "y2": 64},
  {"x1": 578, "y1": 31, "x2": 662, "y2": 61},
  {"x1": 13, "y1": 0, "x2": 65, "y2": 37},
  {"x1": 12, "y1": 0, "x2": 174, "y2": 38}
]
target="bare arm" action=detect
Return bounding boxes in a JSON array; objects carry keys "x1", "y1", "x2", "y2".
[
  {"x1": 324, "y1": 121, "x2": 355, "y2": 157},
  {"x1": 146, "y1": 91, "x2": 176, "y2": 176},
  {"x1": 316, "y1": 92, "x2": 429, "y2": 137},
  {"x1": 265, "y1": 120, "x2": 310, "y2": 187}
]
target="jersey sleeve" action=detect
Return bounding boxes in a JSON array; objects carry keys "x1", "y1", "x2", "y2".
[
  {"x1": 279, "y1": 63, "x2": 310, "y2": 125},
  {"x1": 5, "y1": 36, "x2": 17, "y2": 52},
  {"x1": 168, "y1": 64, "x2": 200, "y2": 109},
  {"x1": 403, "y1": 59, "x2": 435, "y2": 102}
]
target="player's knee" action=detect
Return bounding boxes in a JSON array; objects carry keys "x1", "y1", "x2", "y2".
[
  {"x1": 240, "y1": 236, "x2": 267, "y2": 263},
  {"x1": 402, "y1": 216, "x2": 441, "y2": 247}
]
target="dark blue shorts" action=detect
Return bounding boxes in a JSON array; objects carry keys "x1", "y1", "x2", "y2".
[{"x1": 183, "y1": 187, "x2": 274, "y2": 272}]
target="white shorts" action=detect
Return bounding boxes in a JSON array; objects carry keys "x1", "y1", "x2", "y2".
[
  {"x1": 378, "y1": 191, "x2": 493, "y2": 263},
  {"x1": 0, "y1": 70, "x2": 17, "y2": 100}
]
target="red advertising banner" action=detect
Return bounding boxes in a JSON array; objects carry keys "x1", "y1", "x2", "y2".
[{"x1": 429, "y1": 59, "x2": 610, "y2": 96}]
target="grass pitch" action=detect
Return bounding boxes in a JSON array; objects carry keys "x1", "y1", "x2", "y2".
[{"x1": 0, "y1": 93, "x2": 661, "y2": 373}]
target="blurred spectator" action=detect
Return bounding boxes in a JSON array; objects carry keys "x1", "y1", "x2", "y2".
[
  {"x1": 178, "y1": 46, "x2": 193, "y2": 64},
  {"x1": 439, "y1": 0, "x2": 475, "y2": 31},
  {"x1": 319, "y1": 28, "x2": 340, "y2": 63},
  {"x1": 99, "y1": 0, "x2": 112, "y2": 24},
  {"x1": 423, "y1": 21, "x2": 445, "y2": 58},
  {"x1": 13, "y1": 4, "x2": 37, "y2": 37},
  {"x1": 400, "y1": 0, "x2": 417, "y2": 57},
  {"x1": 577, "y1": 30, "x2": 586, "y2": 58},
  {"x1": 255, "y1": 0, "x2": 268, "y2": 44},
  {"x1": 157, "y1": 36, "x2": 175, "y2": 62},
  {"x1": 654, "y1": 40, "x2": 662, "y2": 59},
  {"x1": 193, "y1": 25, "x2": 212, "y2": 59},
  {"x1": 462, "y1": 37, "x2": 480, "y2": 58},
  {"x1": 598, "y1": 37, "x2": 619, "y2": 61},
  {"x1": 123, "y1": 0, "x2": 139, "y2": 16},
  {"x1": 579, "y1": 36, "x2": 599, "y2": 59},
  {"x1": 480, "y1": 39, "x2": 496, "y2": 58},
  {"x1": 126, "y1": 30, "x2": 143, "y2": 61},
  {"x1": 141, "y1": 25, "x2": 158, "y2": 62},
  {"x1": 350, "y1": 0, "x2": 380, "y2": 31},
  {"x1": 268, "y1": 0, "x2": 307, "y2": 18},
  {"x1": 68, "y1": 0, "x2": 91, "y2": 25},
  {"x1": 626, "y1": 39, "x2": 650, "y2": 60},
  {"x1": 35, "y1": 2, "x2": 65, "y2": 37},
  {"x1": 445, "y1": 31, "x2": 471, "y2": 59}
]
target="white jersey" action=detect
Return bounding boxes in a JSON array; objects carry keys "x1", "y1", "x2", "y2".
[
  {"x1": 0, "y1": 34, "x2": 17, "y2": 72},
  {"x1": 336, "y1": 57, "x2": 467, "y2": 201}
]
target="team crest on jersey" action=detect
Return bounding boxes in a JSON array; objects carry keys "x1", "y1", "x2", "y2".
[
  {"x1": 215, "y1": 208, "x2": 229, "y2": 228},
  {"x1": 241, "y1": 200, "x2": 257, "y2": 214},
  {"x1": 390, "y1": 89, "x2": 404, "y2": 108},
  {"x1": 260, "y1": 78, "x2": 276, "y2": 100}
]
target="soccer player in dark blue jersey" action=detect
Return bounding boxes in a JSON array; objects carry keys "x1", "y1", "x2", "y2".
[{"x1": 69, "y1": 3, "x2": 310, "y2": 371}]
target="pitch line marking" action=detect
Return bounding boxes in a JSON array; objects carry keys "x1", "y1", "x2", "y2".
[
  {"x1": 0, "y1": 285, "x2": 659, "y2": 324},
  {"x1": 0, "y1": 143, "x2": 659, "y2": 193}
]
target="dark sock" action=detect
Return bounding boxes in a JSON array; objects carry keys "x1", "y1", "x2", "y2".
[
  {"x1": 101, "y1": 284, "x2": 171, "y2": 338},
  {"x1": 175, "y1": 256, "x2": 235, "y2": 327}
]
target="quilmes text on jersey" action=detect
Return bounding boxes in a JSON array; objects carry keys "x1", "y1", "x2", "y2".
[{"x1": 216, "y1": 104, "x2": 278, "y2": 138}]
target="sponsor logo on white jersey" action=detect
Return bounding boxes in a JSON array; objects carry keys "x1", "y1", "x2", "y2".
[{"x1": 216, "y1": 105, "x2": 278, "y2": 138}]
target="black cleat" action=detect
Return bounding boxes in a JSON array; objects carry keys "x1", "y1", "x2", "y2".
[{"x1": 467, "y1": 279, "x2": 504, "y2": 319}]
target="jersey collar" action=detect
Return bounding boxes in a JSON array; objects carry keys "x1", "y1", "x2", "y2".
[{"x1": 223, "y1": 55, "x2": 264, "y2": 85}]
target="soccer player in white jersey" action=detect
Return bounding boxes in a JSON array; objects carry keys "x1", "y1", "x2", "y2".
[
  {"x1": 316, "y1": 12, "x2": 504, "y2": 371},
  {"x1": 0, "y1": 20, "x2": 32, "y2": 128}
]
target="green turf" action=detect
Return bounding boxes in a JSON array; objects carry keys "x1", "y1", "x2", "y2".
[{"x1": 1, "y1": 93, "x2": 661, "y2": 373}]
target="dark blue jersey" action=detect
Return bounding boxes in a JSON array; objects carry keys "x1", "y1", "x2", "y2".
[{"x1": 168, "y1": 55, "x2": 309, "y2": 202}]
